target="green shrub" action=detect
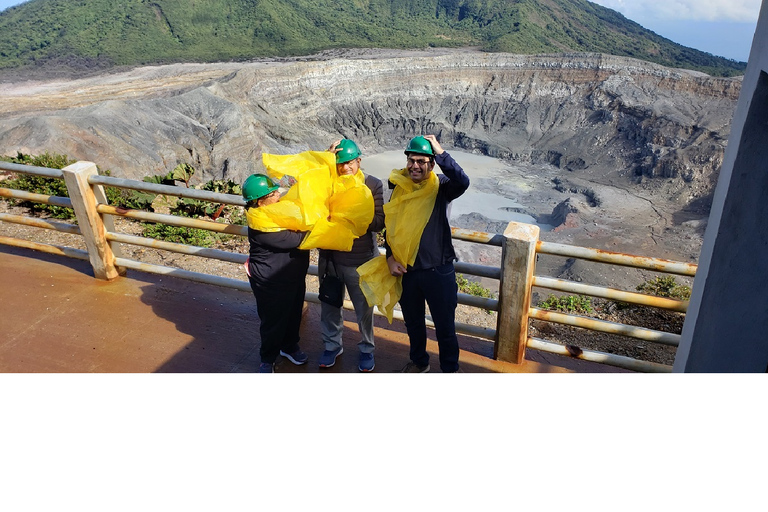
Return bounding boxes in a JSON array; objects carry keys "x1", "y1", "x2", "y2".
[
  {"x1": 636, "y1": 276, "x2": 691, "y2": 300},
  {"x1": 456, "y1": 273, "x2": 494, "y2": 299},
  {"x1": 106, "y1": 187, "x2": 157, "y2": 211},
  {"x1": 538, "y1": 294, "x2": 593, "y2": 314},
  {"x1": 198, "y1": 179, "x2": 242, "y2": 196},
  {"x1": 7, "y1": 151, "x2": 75, "y2": 169},
  {"x1": 141, "y1": 223, "x2": 216, "y2": 247},
  {"x1": 99, "y1": 170, "x2": 157, "y2": 211},
  {"x1": 171, "y1": 179, "x2": 242, "y2": 219},
  {"x1": 4, "y1": 153, "x2": 245, "y2": 246},
  {"x1": 144, "y1": 163, "x2": 196, "y2": 188},
  {"x1": 228, "y1": 208, "x2": 247, "y2": 226},
  {"x1": 456, "y1": 273, "x2": 495, "y2": 315},
  {"x1": 1, "y1": 152, "x2": 76, "y2": 219}
]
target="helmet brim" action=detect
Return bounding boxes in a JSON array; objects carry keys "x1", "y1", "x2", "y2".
[
  {"x1": 338, "y1": 157, "x2": 359, "y2": 164},
  {"x1": 259, "y1": 185, "x2": 280, "y2": 198}
]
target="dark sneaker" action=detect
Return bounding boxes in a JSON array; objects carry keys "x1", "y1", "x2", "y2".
[
  {"x1": 358, "y1": 352, "x2": 375, "y2": 372},
  {"x1": 280, "y1": 348, "x2": 308, "y2": 365},
  {"x1": 319, "y1": 347, "x2": 344, "y2": 368},
  {"x1": 400, "y1": 361, "x2": 430, "y2": 373},
  {"x1": 257, "y1": 362, "x2": 274, "y2": 373}
]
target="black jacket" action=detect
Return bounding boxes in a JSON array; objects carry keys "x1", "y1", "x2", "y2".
[{"x1": 247, "y1": 228, "x2": 309, "y2": 287}]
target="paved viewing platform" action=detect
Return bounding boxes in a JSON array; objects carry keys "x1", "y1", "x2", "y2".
[{"x1": 0, "y1": 245, "x2": 625, "y2": 373}]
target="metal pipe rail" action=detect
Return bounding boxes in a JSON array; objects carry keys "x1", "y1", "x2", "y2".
[
  {"x1": 454, "y1": 260, "x2": 501, "y2": 280},
  {"x1": 0, "y1": 187, "x2": 73, "y2": 209},
  {"x1": 537, "y1": 240, "x2": 697, "y2": 277},
  {"x1": 1, "y1": 159, "x2": 700, "y2": 372},
  {"x1": 533, "y1": 275, "x2": 689, "y2": 313},
  {"x1": 111, "y1": 255, "x2": 494, "y2": 341},
  {"x1": 0, "y1": 212, "x2": 81, "y2": 236},
  {"x1": 528, "y1": 307, "x2": 680, "y2": 346},
  {"x1": 527, "y1": 337, "x2": 673, "y2": 373},
  {"x1": 107, "y1": 232, "x2": 248, "y2": 264},
  {"x1": 525, "y1": 242, "x2": 691, "y2": 370},
  {"x1": 89, "y1": 174, "x2": 247, "y2": 207},
  {"x1": 108, "y1": 234, "x2": 498, "y2": 339},
  {"x1": 451, "y1": 227, "x2": 504, "y2": 247},
  {"x1": 0, "y1": 162, "x2": 64, "y2": 178},
  {"x1": 96, "y1": 204, "x2": 247, "y2": 236}
]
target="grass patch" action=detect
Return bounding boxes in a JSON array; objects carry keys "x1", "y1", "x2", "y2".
[{"x1": 538, "y1": 294, "x2": 593, "y2": 315}]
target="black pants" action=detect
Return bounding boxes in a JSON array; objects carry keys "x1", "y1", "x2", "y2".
[
  {"x1": 399, "y1": 263, "x2": 460, "y2": 372},
  {"x1": 250, "y1": 279, "x2": 306, "y2": 364}
]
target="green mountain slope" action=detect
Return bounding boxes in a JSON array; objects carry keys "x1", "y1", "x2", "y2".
[{"x1": 0, "y1": 0, "x2": 746, "y2": 76}]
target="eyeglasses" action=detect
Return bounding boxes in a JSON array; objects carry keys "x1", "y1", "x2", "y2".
[{"x1": 407, "y1": 157, "x2": 432, "y2": 166}]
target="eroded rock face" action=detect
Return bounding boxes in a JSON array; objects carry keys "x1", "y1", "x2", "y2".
[{"x1": 0, "y1": 50, "x2": 740, "y2": 210}]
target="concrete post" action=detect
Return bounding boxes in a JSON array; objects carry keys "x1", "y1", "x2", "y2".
[
  {"x1": 674, "y1": 2, "x2": 768, "y2": 372},
  {"x1": 495, "y1": 221, "x2": 540, "y2": 363},
  {"x1": 61, "y1": 161, "x2": 124, "y2": 280}
]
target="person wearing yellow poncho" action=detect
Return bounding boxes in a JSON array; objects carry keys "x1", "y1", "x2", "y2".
[
  {"x1": 243, "y1": 173, "x2": 310, "y2": 374},
  {"x1": 244, "y1": 147, "x2": 376, "y2": 372},
  {"x1": 357, "y1": 135, "x2": 470, "y2": 373},
  {"x1": 316, "y1": 139, "x2": 384, "y2": 372}
]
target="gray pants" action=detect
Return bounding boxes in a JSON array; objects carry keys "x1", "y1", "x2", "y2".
[{"x1": 318, "y1": 256, "x2": 375, "y2": 354}]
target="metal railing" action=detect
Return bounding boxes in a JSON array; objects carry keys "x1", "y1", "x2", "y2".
[
  {"x1": 0, "y1": 160, "x2": 696, "y2": 372},
  {"x1": 528, "y1": 241, "x2": 696, "y2": 372}
]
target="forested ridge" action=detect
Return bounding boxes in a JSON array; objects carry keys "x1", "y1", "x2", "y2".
[{"x1": 0, "y1": 0, "x2": 746, "y2": 76}]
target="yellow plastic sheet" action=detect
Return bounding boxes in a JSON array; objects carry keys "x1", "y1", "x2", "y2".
[
  {"x1": 300, "y1": 170, "x2": 374, "y2": 250},
  {"x1": 385, "y1": 168, "x2": 439, "y2": 267},
  {"x1": 246, "y1": 150, "x2": 374, "y2": 251},
  {"x1": 357, "y1": 255, "x2": 401, "y2": 322},
  {"x1": 247, "y1": 151, "x2": 334, "y2": 232},
  {"x1": 357, "y1": 168, "x2": 439, "y2": 322}
]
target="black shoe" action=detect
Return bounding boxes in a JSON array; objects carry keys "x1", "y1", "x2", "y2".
[{"x1": 400, "y1": 361, "x2": 430, "y2": 373}]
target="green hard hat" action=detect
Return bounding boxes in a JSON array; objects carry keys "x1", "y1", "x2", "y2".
[
  {"x1": 335, "y1": 139, "x2": 361, "y2": 164},
  {"x1": 242, "y1": 173, "x2": 279, "y2": 202},
  {"x1": 404, "y1": 136, "x2": 434, "y2": 156}
]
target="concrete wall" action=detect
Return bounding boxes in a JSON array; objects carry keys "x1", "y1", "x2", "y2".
[{"x1": 674, "y1": 1, "x2": 768, "y2": 372}]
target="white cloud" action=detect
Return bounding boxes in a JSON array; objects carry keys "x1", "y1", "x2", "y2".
[{"x1": 590, "y1": 0, "x2": 762, "y2": 23}]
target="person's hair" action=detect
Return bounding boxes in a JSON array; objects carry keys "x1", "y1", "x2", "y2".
[{"x1": 245, "y1": 199, "x2": 257, "y2": 209}]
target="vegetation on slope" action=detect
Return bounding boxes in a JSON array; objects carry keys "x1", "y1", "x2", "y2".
[{"x1": 0, "y1": 0, "x2": 746, "y2": 77}]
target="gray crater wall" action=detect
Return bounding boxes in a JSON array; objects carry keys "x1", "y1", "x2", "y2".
[{"x1": 0, "y1": 51, "x2": 740, "y2": 210}]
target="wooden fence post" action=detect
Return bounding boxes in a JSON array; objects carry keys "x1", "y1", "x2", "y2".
[
  {"x1": 495, "y1": 221, "x2": 540, "y2": 363},
  {"x1": 61, "y1": 161, "x2": 124, "y2": 280}
]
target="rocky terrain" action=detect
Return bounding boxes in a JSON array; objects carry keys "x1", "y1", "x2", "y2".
[
  {"x1": 0, "y1": 48, "x2": 743, "y2": 366},
  {"x1": 0, "y1": 48, "x2": 740, "y2": 246}
]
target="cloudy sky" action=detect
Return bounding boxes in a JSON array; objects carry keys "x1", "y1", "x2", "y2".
[
  {"x1": 590, "y1": 0, "x2": 762, "y2": 61},
  {"x1": 0, "y1": 0, "x2": 763, "y2": 61}
]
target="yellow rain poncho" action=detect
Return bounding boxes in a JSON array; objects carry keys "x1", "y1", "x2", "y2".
[
  {"x1": 301, "y1": 168, "x2": 374, "y2": 250},
  {"x1": 357, "y1": 168, "x2": 439, "y2": 322},
  {"x1": 246, "y1": 150, "x2": 374, "y2": 251}
]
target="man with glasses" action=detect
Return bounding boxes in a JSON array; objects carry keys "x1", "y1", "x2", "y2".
[{"x1": 384, "y1": 135, "x2": 470, "y2": 373}]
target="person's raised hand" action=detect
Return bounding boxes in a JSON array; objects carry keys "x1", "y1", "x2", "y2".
[{"x1": 423, "y1": 134, "x2": 444, "y2": 155}]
